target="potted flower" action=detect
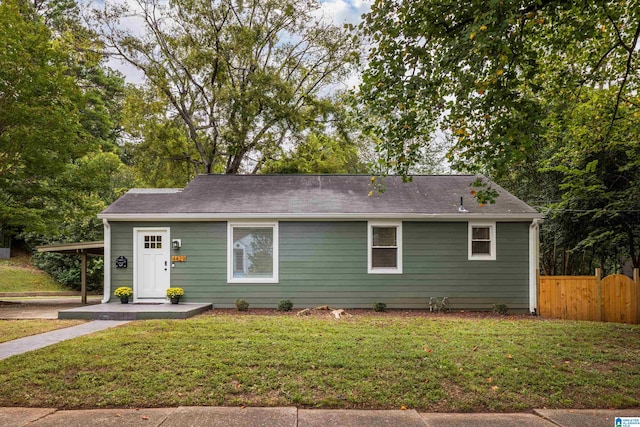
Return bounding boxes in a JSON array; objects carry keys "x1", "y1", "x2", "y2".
[
  {"x1": 166, "y1": 287, "x2": 184, "y2": 304},
  {"x1": 114, "y1": 287, "x2": 133, "y2": 304}
]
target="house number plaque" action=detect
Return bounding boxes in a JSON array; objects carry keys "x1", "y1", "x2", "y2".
[
  {"x1": 115, "y1": 256, "x2": 128, "y2": 268},
  {"x1": 172, "y1": 256, "x2": 187, "y2": 262}
]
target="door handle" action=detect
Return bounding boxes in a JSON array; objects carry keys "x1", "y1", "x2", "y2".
[{"x1": 164, "y1": 260, "x2": 168, "y2": 271}]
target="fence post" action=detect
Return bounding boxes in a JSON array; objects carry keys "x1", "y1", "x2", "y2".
[
  {"x1": 595, "y1": 268, "x2": 602, "y2": 322},
  {"x1": 635, "y1": 268, "x2": 639, "y2": 324}
]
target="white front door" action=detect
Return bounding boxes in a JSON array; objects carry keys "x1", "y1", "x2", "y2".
[{"x1": 134, "y1": 228, "x2": 170, "y2": 300}]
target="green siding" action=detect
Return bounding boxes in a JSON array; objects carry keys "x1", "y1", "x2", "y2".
[{"x1": 108, "y1": 221, "x2": 530, "y2": 310}]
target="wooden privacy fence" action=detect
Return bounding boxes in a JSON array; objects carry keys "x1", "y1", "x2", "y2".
[{"x1": 538, "y1": 268, "x2": 640, "y2": 324}]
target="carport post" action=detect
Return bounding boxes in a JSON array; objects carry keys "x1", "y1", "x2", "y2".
[{"x1": 81, "y1": 251, "x2": 87, "y2": 305}]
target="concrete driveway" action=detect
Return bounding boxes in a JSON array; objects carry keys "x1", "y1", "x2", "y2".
[{"x1": 0, "y1": 296, "x2": 102, "y2": 319}]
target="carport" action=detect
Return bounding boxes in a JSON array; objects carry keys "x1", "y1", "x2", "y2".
[{"x1": 36, "y1": 241, "x2": 104, "y2": 304}]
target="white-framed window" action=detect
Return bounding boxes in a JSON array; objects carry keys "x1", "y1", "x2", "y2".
[
  {"x1": 368, "y1": 222, "x2": 402, "y2": 274},
  {"x1": 468, "y1": 222, "x2": 496, "y2": 260},
  {"x1": 227, "y1": 222, "x2": 278, "y2": 283}
]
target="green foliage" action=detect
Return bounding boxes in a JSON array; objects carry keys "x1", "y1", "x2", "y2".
[
  {"x1": 120, "y1": 86, "x2": 200, "y2": 187},
  {"x1": 277, "y1": 299, "x2": 293, "y2": 312},
  {"x1": 492, "y1": 304, "x2": 509, "y2": 315},
  {"x1": 261, "y1": 133, "x2": 366, "y2": 174},
  {"x1": 0, "y1": 0, "x2": 86, "y2": 235},
  {"x1": 358, "y1": 2, "x2": 639, "y2": 186},
  {"x1": 373, "y1": 302, "x2": 387, "y2": 312},
  {"x1": 95, "y1": 0, "x2": 358, "y2": 174},
  {"x1": 31, "y1": 252, "x2": 104, "y2": 292},
  {"x1": 538, "y1": 88, "x2": 640, "y2": 274},
  {"x1": 235, "y1": 299, "x2": 250, "y2": 312},
  {"x1": 0, "y1": 0, "x2": 132, "y2": 265}
]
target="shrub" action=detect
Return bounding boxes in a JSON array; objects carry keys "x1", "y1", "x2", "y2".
[
  {"x1": 493, "y1": 304, "x2": 508, "y2": 315},
  {"x1": 277, "y1": 299, "x2": 293, "y2": 312},
  {"x1": 373, "y1": 302, "x2": 387, "y2": 312},
  {"x1": 235, "y1": 299, "x2": 249, "y2": 311}
]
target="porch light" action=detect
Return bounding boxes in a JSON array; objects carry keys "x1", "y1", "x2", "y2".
[{"x1": 172, "y1": 239, "x2": 181, "y2": 250}]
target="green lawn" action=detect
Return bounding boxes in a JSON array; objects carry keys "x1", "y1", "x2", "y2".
[
  {"x1": 0, "y1": 315, "x2": 638, "y2": 411},
  {"x1": 0, "y1": 320, "x2": 87, "y2": 343},
  {"x1": 0, "y1": 257, "x2": 68, "y2": 293}
]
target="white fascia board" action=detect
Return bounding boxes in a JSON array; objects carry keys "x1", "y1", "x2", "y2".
[{"x1": 98, "y1": 212, "x2": 543, "y2": 222}]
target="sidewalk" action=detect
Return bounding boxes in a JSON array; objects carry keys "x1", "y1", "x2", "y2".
[
  {"x1": 1, "y1": 406, "x2": 638, "y2": 427},
  {"x1": 0, "y1": 320, "x2": 129, "y2": 361}
]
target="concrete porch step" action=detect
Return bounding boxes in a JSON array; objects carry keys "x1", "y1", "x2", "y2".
[{"x1": 58, "y1": 303, "x2": 212, "y2": 320}]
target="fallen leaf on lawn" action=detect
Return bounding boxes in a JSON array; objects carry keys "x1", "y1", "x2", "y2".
[
  {"x1": 487, "y1": 377, "x2": 493, "y2": 383},
  {"x1": 491, "y1": 386, "x2": 499, "y2": 391},
  {"x1": 114, "y1": 414, "x2": 121, "y2": 417},
  {"x1": 400, "y1": 406, "x2": 407, "y2": 410},
  {"x1": 240, "y1": 406, "x2": 246, "y2": 409},
  {"x1": 141, "y1": 415, "x2": 149, "y2": 420},
  {"x1": 506, "y1": 354, "x2": 513, "y2": 359},
  {"x1": 472, "y1": 347, "x2": 478, "y2": 352}
]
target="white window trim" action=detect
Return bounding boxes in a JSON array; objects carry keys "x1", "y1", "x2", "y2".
[
  {"x1": 227, "y1": 222, "x2": 279, "y2": 284},
  {"x1": 368, "y1": 221, "x2": 403, "y2": 274},
  {"x1": 468, "y1": 222, "x2": 496, "y2": 261}
]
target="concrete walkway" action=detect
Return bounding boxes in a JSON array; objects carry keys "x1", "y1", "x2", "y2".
[
  {"x1": 0, "y1": 320, "x2": 129, "y2": 361},
  {"x1": 0, "y1": 297, "x2": 102, "y2": 319},
  {"x1": 1, "y1": 407, "x2": 638, "y2": 427}
]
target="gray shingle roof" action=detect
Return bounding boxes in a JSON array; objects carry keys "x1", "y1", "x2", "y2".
[{"x1": 99, "y1": 174, "x2": 540, "y2": 218}]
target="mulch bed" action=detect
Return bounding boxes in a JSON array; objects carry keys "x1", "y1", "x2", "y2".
[{"x1": 201, "y1": 307, "x2": 540, "y2": 320}]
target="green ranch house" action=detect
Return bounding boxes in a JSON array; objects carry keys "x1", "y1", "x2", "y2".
[{"x1": 98, "y1": 174, "x2": 543, "y2": 312}]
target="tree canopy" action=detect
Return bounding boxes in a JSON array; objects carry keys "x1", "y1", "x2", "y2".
[
  {"x1": 359, "y1": 0, "x2": 640, "y2": 177},
  {"x1": 94, "y1": 0, "x2": 358, "y2": 174}
]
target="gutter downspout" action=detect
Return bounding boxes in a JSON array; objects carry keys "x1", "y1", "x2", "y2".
[
  {"x1": 102, "y1": 218, "x2": 111, "y2": 304},
  {"x1": 529, "y1": 218, "x2": 543, "y2": 314}
]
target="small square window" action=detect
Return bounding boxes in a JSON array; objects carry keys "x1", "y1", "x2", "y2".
[
  {"x1": 368, "y1": 222, "x2": 402, "y2": 274},
  {"x1": 469, "y1": 223, "x2": 496, "y2": 260}
]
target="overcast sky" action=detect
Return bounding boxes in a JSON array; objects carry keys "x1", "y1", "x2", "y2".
[{"x1": 101, "y1": 0, "x2": 371, "y2": 86}]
